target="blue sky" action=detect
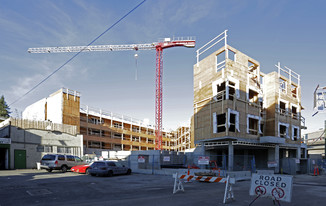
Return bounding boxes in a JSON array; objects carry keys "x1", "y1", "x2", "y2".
[{"x1": 0, "y1": 0, "x2": 325, "y2": 133}]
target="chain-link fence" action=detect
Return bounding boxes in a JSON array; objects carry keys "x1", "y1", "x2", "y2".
[
  {"x1": 87, "y1": 151, "x2": 257, "y2": 176},
  {"x1": 309, "y1": 158, "x2": 326, "y2": 174}
]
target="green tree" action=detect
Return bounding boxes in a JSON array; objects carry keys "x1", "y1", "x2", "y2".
[{"x1": 0, "y1": 95, "x2": 10, "y2": 118}]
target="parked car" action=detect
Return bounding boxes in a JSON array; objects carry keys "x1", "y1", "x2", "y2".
[
  {"x1": 88, "y1": 161, "x2": 131, "y2": 177},
  {"x1": 40, "y1": 154, "x2": 84, "y2": 172},
  {"x1": 71, "y1": 164, "x2": 92, "y2": 174}
]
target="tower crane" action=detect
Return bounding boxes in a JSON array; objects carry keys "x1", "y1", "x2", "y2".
[{"x1": 28, "y1": 37, "x2": 196, "y2": 150}]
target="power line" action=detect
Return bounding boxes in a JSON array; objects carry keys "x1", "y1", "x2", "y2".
[{"x1": 9, "y1": 0, "x2": 147, "y2": 106}]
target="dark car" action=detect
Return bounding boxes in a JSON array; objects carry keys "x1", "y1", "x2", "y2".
[{"x1": 88, "y1": 161, "x2": 131, "y2": 177}]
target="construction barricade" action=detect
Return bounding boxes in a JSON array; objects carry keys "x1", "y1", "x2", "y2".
[{"x1": 172, "y1": 173, "x2": 235, "y2": 204}]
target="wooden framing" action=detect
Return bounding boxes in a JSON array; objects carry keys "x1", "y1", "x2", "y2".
[{"x1": 193, "y1": 44, "x2": 304, "y2": 145}]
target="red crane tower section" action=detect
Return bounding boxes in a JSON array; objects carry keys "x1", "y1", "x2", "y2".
[
  {"x1": 28, "y1": 37, "x2": 195, "y2": 150},
  {"x1": 154, "y1": 39, "x2": 195, "y2": 150}
]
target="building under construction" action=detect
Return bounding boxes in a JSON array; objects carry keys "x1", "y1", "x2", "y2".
[
  {"x1": 22, "y1": 88, "x2": 193, "y2": 154},
  {"x1": 193, "y1": 31, "x2": 307, "y2": 172}
]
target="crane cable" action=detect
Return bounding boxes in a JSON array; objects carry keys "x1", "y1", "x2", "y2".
[{"x1": 9, "y1": 0, "x2": 147, "y2": 106}]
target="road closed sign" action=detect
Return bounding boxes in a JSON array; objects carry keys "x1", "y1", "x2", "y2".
[{"x1": 249, "y1": 173, "x2": 293, "y2": 202}]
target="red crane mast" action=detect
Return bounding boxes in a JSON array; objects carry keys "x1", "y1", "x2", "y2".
[{"x1": 28, "y1": 37, "x2": 196, "y2": 150}]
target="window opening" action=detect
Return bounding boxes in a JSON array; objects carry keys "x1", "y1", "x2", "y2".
[
  {"x1": 291, "y1": 84, "x2": 297, "y2": 98},
  {"x1": 292, "y1": 105, "x2": 298, "y2": 119},
  {"x1": 279, "y1": 125, "x2": 287, "y2": 138},
  {"x1": 67, "y1": 155, "x2": 75, "y2": 161},
  {"x1": 113, "y1": 123, "x2": 122, "y2": 129},
  {"x1": 37, "y1": 145, "x2": 52, "y2": 153},
  {"x1": 89, "y1": 118, "x2": 103, "y2": 125},
  {"x1": 248, "y1": 118, "x2": 259, "y2": 135},
  {"x1": 228, "y1": 50, "x2": 236, "y2": 62},
  {"x1": 216, "y1": 50, "x2": 226, "y2": 71},
  {"x1": 229, "y1": 81, "x2": 236, "y2": 101},
  {"x1": 249, "y1": 89, "x2": 259, "y2": 103},
  {"x1": 217, "y1": 82, "x2": 226, "y2": 100},
  {"x1": 280, "y1": 101, "x2": 286, "y2": 115},
  {"x1": 279, "y1": 78, "x2": 286, "y2": 93},
  {"x1": 113, "y1": 133, "x2": 122, "y2": 138},
  {"x1": 89, "y1": 141, "x2": 101, "y2": 148},
  {"x1": 217, "y1": 113, "x2": 226, "y2": 133},
  {"x1": 58, "y1": 155, "x2": 65, "y2": 160},
  {"x1": 293, "y1": 127, "x2": 298, "y2": 141},
  {"x1": 229, "y1": 113, "x2": 236, "y2": 132}
]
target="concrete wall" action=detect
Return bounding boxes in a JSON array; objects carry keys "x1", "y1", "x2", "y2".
[{"x1": 10, "y1": 126, "x2": 83, "y2": 169}]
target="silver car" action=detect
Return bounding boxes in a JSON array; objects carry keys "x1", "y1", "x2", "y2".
[
  {"x1": 88, "y1": 161, "x2": 131, "y2": 177},
  {"x1": 40, "y1": 154, "x2": 84, "y2": 172}
]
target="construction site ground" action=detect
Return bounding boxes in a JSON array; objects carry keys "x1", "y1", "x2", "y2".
[{"x1": 0, "y1": 169, "x2": 325, "y2": 206}]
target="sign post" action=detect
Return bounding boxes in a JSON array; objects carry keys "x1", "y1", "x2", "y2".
[{"x1": 249, "y1": 173, "x2": 293, "y2": 204}]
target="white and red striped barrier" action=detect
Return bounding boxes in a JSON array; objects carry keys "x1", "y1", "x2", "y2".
[{"x1": 173, "y1": 173, "x2": 235, "y2": 204}]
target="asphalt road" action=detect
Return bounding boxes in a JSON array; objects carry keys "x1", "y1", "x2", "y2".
[{"x1": 0, "y1": 169, "x2": 326, "y2": 206}]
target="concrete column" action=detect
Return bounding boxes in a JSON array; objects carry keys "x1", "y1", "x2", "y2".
[
  {"x1": 275, "y1": 145, "x2": 280, "y2": 173},
  {"x1": 296, "y1": 146, "x2": 301, "y2": 159},
  {"x1": 244, "y1": 150, "x2": 248, "y2": 170},
  {"x1": 222, "y1": 150, "x2": 226, "y2": 170},
  {"x1": 228, "y1": 141, "x2": 234, "y2": 171}
]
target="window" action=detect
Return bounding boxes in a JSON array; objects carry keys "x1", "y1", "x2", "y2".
[
  {"x1": 279, "y1": 78, "x2": 286, "y2": 93},
  {"x1": 279, "y1": 101, "x2": 286, "y2": 115},
  {"x1": 229, "y1": 113, "x2": 236, "y2": 132},
  {"x1": 249, "y1": 89, "x2": 259, "y2": 103},
  {"x1": 292, "y1": 126, "x2": 299, "y2": 141},
  {"x1": 216, "y1": 50, "x2": 226, "y2": 71},
  {"x1": 66, "y1": 155, "x2": 75, "y2": 161},
  {"x1": 89, "y1": 118, "x2": 103, "y2": 125},
  {"x1": 58, "y1": 155, "x2": 65, "y2": 160},
  {"x1": 89, "y1": 129, "x2": 101, "y2": 136},
  {"x1": 42, "y1": 154, "x2": 55, "y2": 161},
  {"x1": 291, "y1": 84, "x2": 297, "y2": 98},
  {"x1": 88, "y1": 141, "x2": 101, "y2": 148},
  {"x1": 114, "y1": 123, "x2": 122, "y2": 129},
  {"x1": 57, "y1": 147, "x2": 72, "y2": 154},
  {"x1": 108, "y1": 162, "x2": 116, "y2": 166},
  {"x1": 292, "y1": 105, "x2": 298, "y2": 119},
  {"x1": 213, "y1": 113, "x2": 226, "y2": 133},
  {"x1": 37, "y1": 145, "x2": 52, "y2": 153},
  {"x1": 278, "y1": 122, "x2": 289, "y2": 138},
  {"x1": 228, "y1": 81, "x2": 236, "y2": 101},
  {"x1": 213, "y1": 79, "x2": 239, "y2": 101},
  {"x1": 132, "y1": 127, "x2": 140, "y2": 132},
  {"x1": 228, "y1": 50, "x2": 236, "y2": 62},
  {"x1": 75, "y1": 157, "x2": 82, "y2": 162},
  {"x1": 217, "y1": 113, "x2": 226, "y2": 133},
  {"x1": 248, "y1": 118, "x2": 259, "y2": 135},
  {"x1": 217, "y1": 82, "x2": 226, "y2": 100},
  {"x1": 57, "y1": 147, "x2": 65, "y2": 154},
  {"x1": 279, "y1": 125, "x2": 287, "y2": 138},
  {"x1": 228, "y1": 109, "x2": 239, "y2": 132},
  {"x1": 113, "y1": 133, "x2": 122, "y2": 138}
]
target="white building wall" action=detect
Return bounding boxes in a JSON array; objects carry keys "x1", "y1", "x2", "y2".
[
  {"x1": 22, "y1": 98, "x2": 46, "y2": 121},
  {"x1": 47, "y1": 92, "x2": 63, "y2": 124}
]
